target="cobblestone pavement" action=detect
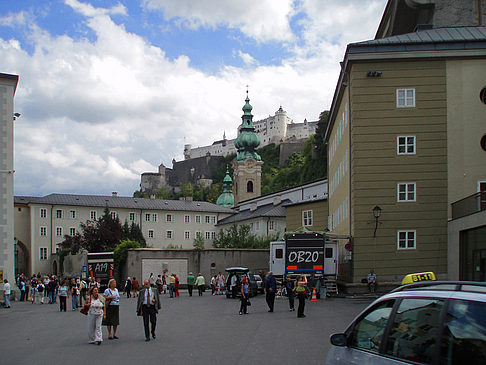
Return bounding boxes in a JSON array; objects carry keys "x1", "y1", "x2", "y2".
[{"x1": 0, "y1": 292, "x2": 372, "y2": 365}]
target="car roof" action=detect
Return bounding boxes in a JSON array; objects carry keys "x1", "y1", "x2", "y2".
[{"x1": 225, "y1": 267, "x2": 249, "y2": 273}]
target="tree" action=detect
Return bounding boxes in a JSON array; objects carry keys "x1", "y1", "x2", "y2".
[
  {"x1": 113, "y1": 239, "x2": 141, "y2": 278},
  {"x1": 122, "y1": 221, "x2": 146, "y2": 247},
  {"x1": 193, "y1": 235, "x2": 205, "y2": 250},
  {"x1": 212, "y1": 224, "x2": 276, "y2": 249}
]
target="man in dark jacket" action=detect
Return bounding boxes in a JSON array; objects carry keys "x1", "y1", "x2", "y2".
[
  {"x1": 136, "y1": 279, "x2": 161, "y2": 341},
  {"x1": 265, "y1": 272, "x2": 277, "y2": 312}
]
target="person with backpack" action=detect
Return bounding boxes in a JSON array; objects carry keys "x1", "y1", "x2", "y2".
[
  {"x1": 35, "y1": 282, "x2": 45, "y2": 304},
  {"x1": 79, "y1": 278, "x2": 88, "y2": 306},
  {"x1": 124, "y1": 277, "x2": 132, "y2": 298}
]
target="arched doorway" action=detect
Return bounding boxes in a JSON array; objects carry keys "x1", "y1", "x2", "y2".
[
  {"x1": 52, "y1": 261, "x2": 58, "y2": 276},
  {"x1": 14, "y1": 239, "x2": 30, "y2": 277}
]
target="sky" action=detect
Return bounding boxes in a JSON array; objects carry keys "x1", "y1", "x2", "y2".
[{"x1": 0, "y1": 0, "x2": 387, "y2": 197}]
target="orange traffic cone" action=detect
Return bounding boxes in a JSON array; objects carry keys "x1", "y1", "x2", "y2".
[{"x1": 311, "y1": 288, "x2": 318, "y2": 302}]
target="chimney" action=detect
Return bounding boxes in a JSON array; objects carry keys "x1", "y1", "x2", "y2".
[
  {"x1": 150, "y1": 194, "x2": 155, "y2": 199},
  {"x1": 112, "y1": 192, "x2": 118, "y2": 197},
  {"x1": 273, "y1": 196, "x2": 282, "y2": 206},
  {"x1": 250, "y1": 203, "x2": 257, "y2": 212}
]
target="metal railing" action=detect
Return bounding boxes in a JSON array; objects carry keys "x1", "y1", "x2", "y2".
[{"x1": 451, "y1": 192, "x2": 486, "y2": 219}]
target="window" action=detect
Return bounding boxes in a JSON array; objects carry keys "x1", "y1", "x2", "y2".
[
  {"x1": 70, "y1": 210, "x2": 76, "y2": 219},
  {"x1": 396, "y1": 88, "x2": 415, "y2": 107},
  {"x1": 110, "y1": 211, "x2": 117, "y2": 220},
  {"x1": 56, "y1": 209, "x2": 62, "y2": 219},
  {"x1": 184, "y1": 231, "x2": 190, "y2": 240},
  {"x1": 397, "y1": 183, "x2": 416, "y2": 202},
  {"x1": 302, "y1": 210, "x2": 313, "y2": 226},
  {"x1": 152, "y1": 214, "x2": 158, "y2": 222},
  {"x1": 166, "y1": 214, "x2": 173, "y2": 223},
  {"x1": 385, "y1": 298, "x2": 444, "y2": 364},
  {"x1": 195, "y1": 231, "x2": 201, "y2": 239},
  {"x1": 349, "y1": 300, "x2": 395, "y2": 352},
  {"x1": 184, "y1": 215, "x2": 190, "y2": 223},
  {"x1": 56, "y1": 227, "x2": 63, "y2": 237},
  {"x1": 255, "y1": 221, "x2": 260, "y2": 231},
  {"x1": 145, "y1": 213, "x2": 151, "y2": 222},
  {"x1": 195, "y1": 215, "x2": 201, "y2": 224},
  {"x1": 397, "y1": 230, "x2": 416, "y2": 250},
  {"x1": 205, "y1": 231, "x2": 211, "y2": 240},
  {"x1": 440, "y1": 299, "x2": 486, "y2": 364},
  {"x1": 397, "y1": 136, "x2": 416, "y2": 155},
  {"x1": 69, "y1": 227, "x2": 76, "y2": 236},
  {"x1": 90, "y1": 211, "x2": 97, "y2": 221},
  {"x1": 275, "y1": 248, "x2": 283, "y2": 259},
  {"x1": 40, "y1": 208, "x2": 47, "y2": 218},
  {"x1": 148, "y1": 230, "x2": 154, "y2": 238},
  {"x1": 325, "y1": 247, "x2": 334, "y2": 258},
  {"x1": 40, "y1": 247, "x2": 48, "y2": 260},
  {"x1": 40, "y1": 226, "x2": 47, "y2": 236},
  {"x1": 211, "y1": 231, "x2": 216, "y2": 240},
  {"x1": 269, "y1": 221, "x2": 275, "y2": 231},
  {"x1": 166, "y1": 230, "x2": 173, "y2": 239},
  {"x1": 247, "y1": 181, "x2": 254, "y2": 193},
  {"x1": 211, "y1": 216, "x2": 216, "y2": 224},
  {"x1": 205, "y1": 216, "x2": 210, "y2": 224},
  {"x1": 129, "y1": 212, "x2": 135, "y2": 221}
]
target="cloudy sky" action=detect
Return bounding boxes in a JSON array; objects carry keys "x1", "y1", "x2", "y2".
[{"x1": 1, "y1": 0, "x2": 387, "y2": 197}]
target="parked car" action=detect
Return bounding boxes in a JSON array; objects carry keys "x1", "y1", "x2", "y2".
[
  {"x1": 325, "y1": 280, "x2": 486, "y2": 364},
  {"x1": 225, "y1": 267, "x2": 258, "y2": 298},
  {"x1": 254, "y1": 274, "x2": 264, "y2": 294}
]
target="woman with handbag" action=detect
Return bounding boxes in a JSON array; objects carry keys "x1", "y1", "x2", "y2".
[
  {"x1": 295, "y1": 275, "x2": 307, "y2": 318},
  {"x1": 239, "y1": 277, "x2": 250, "y2": 315},
  {"x1": 85, "y1": 287, "x2": 106, "y2": 345},
  {"x1": 103, "y1": 279, "x2": 120, "y2": 340}
]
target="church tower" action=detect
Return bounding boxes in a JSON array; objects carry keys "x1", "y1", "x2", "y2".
[{"x1": 233, "y1": 91, "x2": 263, "y2": 205}]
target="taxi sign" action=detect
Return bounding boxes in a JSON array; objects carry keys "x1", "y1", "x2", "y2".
[{"x1": 401, "y1": 271, "x2": 436, "y2": 285}]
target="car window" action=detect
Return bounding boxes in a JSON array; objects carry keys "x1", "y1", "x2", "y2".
[
  {"x1": 349, "y1": 300, "x2": 395, "y2": 353},
  {"x1": 385, "y1": 298, "x2": 444, "y2": 364},
  {"x1": 439, "y1": 299, "x2": 486, "y2": 365}
]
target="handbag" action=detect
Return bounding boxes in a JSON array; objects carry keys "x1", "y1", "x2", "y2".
[
  {"x1": 247, "y1": 300, "x2": 251, "y2": 306},
  {"x1": 80, "y1": 305, "x2": 89, "y2": 315}
]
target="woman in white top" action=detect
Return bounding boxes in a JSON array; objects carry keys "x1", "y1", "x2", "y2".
[
  {"x1": 103, "y1": 279, "x2": 120, "y2": 339},
  {"x1": 86, "y1": 287, "x2": 106, "y2": 345}
]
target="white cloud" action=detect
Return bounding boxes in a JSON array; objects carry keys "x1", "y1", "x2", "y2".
[
  {"x1": 142, "y1": 0, "x2": 296, "y2": 43},
  {"x1": 1, "y1": 0, "x2": 386, "y2": 196}
]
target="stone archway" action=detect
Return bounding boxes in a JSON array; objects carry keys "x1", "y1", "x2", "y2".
[{"x1": 15, "y1": 239, "x2": 30, "y2": 277}]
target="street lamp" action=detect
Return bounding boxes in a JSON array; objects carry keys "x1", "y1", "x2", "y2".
[{"x1": 373, "y1": 206, "x2": 382, "y2": 237}]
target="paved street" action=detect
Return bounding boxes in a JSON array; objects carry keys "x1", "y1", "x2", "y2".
[{"x1": 0, "y1": 292, "x2": 372, "y2": 365}]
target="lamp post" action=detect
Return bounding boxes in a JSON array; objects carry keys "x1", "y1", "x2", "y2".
[{"x1": 373, "y1": 206, "x2": 382, "y2": 237}]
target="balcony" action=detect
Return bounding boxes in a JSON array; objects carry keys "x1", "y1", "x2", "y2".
[{"x1": 451, "y1": 192, "x2": 486, "y2": 220}]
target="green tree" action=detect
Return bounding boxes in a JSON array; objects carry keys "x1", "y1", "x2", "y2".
[
  {"x1": 193, "y1": 235, "x2": 205, "y2": 250},
  {"x1": 212, "y1": 224, "x2": 275, "y2": 249},
  {"x1": 113, "y1": 239, "x2": 141, "y2": 278},
  {"x1": 122, "y1": 221, "x2": 146, "y2": 247}
]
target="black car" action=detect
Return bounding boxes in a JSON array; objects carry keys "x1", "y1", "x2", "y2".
[{"x1": 225, "y1": 267, "x2": 258, "y2": 298}]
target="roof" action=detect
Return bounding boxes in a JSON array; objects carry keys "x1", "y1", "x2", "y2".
[
  {"x1": 282, "y1": 197, "x2": 327, "y2": 208},
  {"x1": 349, "y1": 27, "x2": 486, "y2": 54},
  {"x1": 217, "y1": 200, "x2": 289, "y2": 226},
  {"x1": 14, "y1": 193, "x2": 234, "y2": 214}
]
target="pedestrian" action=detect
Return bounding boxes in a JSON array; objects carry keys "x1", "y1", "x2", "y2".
[
  {"x1": 43, "y1": 276, "x2": 50, "y2": 301},
  {"x1": 211, "y1": 275, "x2": 216, "y2": 295},
  {"x1": 187, "y1": 272, "x2": 195, "y2": 297},
  {"x1": 48, "y1": 276, "x2": 58, "y2": 304},
  {"x1": 125, "y1": 277, "x2": 132, "y2": 298},
  {"x1": 79, "y1": 277, "x2": 88, "y2": 306},
  {"x1": 156, "y1": 275, "x2": 163, "y2": 294},
  {"x1": 295, "y1": 275, "x2": 308, "y2": 318},
  {"x1": 174, "y1": 274, "x2": 180, "y2": 297},
  {"x1": 230, "y1": 274, "x2": 238, "y2": 298},
  {"x1": 19, "y1": 279, "x2": 26, "y2": 301},
  {"x1": 58, "y1": 280, "x2": 69, "y2": 312},
  {"x1": 132, "y1": 276, "x2": 139, "y2": 297},
  {"x1": 103, "y1": 279, "x2": 120, "y2": 340},
  {"x1": 149, "y1": 273, "x2": 156, "y2": 287},
  {"x1": 216, "y1": 272, "x2": 225, "y2": 295},
  {"x1": 194, "y1": 273, "x2": 205, "y2": 296},
  {"x1": 70, "y1": 278, "x2": 79, "y2": 311},
  {"x1": 136, "y1": 279, "x2": 161, "y2": 342},
  {"x1": 367, "y1": 269, "x2": 377, "y2": 292},
  {"x1": 168, "y1": 273, "x2": 175, "y2": 298},
  {"x1": 162, "y1": 273, "x2": 167, "y2": 294},
  {"x1": 85, "y1": 287, "x2": 106, "y2": 345},
  {"x1": 3, "y1": 279, "x2": 11, "y2": 308},
  {"x1": 239, "y1": 277, "x2": 250, "y2": 315},
  {"x1": 30, "y1": 278, "x2": 37, "y2": 303},
  {"x1": 283, "y1": 275, "x2": 295, "y2": 312},
  {"x1": 265, "y1": 271, "x2": 277, "y2": 313},
  {"x1": 36, "y1": 281, "x2": 45, "y2": 304}
]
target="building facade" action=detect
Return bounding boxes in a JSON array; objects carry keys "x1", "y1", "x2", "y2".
[
  {"x1": 0, "y1": 73, "x2": 18, "y2": 292},
  {"x1": 14, "y1": 194, "x2": 233, "y2": 276},
  {"x1": 326, "y1": 1, "x2": 486, "y2": 283}
]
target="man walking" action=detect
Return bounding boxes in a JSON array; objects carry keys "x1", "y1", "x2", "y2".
[
  {"x1": 187, "y1": 272, "x2": 195, "y2": 297},
  {"x1": 265, "y1": 271, "x2": 277, "y2": 312},
  {"x1": 136, "y1": 280, "x2": 161, "y2": 342},
  {"x1": 3, "y1": 279, "x2": 11, "y2": 308}
]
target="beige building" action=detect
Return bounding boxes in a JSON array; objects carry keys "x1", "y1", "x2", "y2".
[
  {"x1": 285, "y1": 198, "x2": 328, "y2": 233},
  {"x1": 14, "y1": 194, "x2": 233, "y2": 276},
  {"x1": 0, "y1": 73, "x2": 19, "y2": 291},
  {"x1": 326, "y1": 1, "x2": 486, "y2": 283}
]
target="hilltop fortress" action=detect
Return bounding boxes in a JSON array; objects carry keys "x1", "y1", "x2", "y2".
[{"x1": 140, "y1": 106, "x2": 318, "y2": 195}]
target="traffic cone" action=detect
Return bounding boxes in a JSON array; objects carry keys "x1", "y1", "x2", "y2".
[{"x1": 311, "y1": 288, "x2": 318, "y2": 302}]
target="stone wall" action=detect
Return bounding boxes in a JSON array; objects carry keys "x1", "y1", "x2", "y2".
[{"x1": 125, "y1": 248, "x2": 269, "y2": 286}]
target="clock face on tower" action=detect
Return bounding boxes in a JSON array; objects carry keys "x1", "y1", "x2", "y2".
[{"x1": 246, "y1": 160, "x2": 254, "y2": 168}]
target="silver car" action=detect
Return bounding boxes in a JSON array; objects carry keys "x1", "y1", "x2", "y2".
[{"x1": 325, "y1": 281, "x2": 486, "y2": 364}]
